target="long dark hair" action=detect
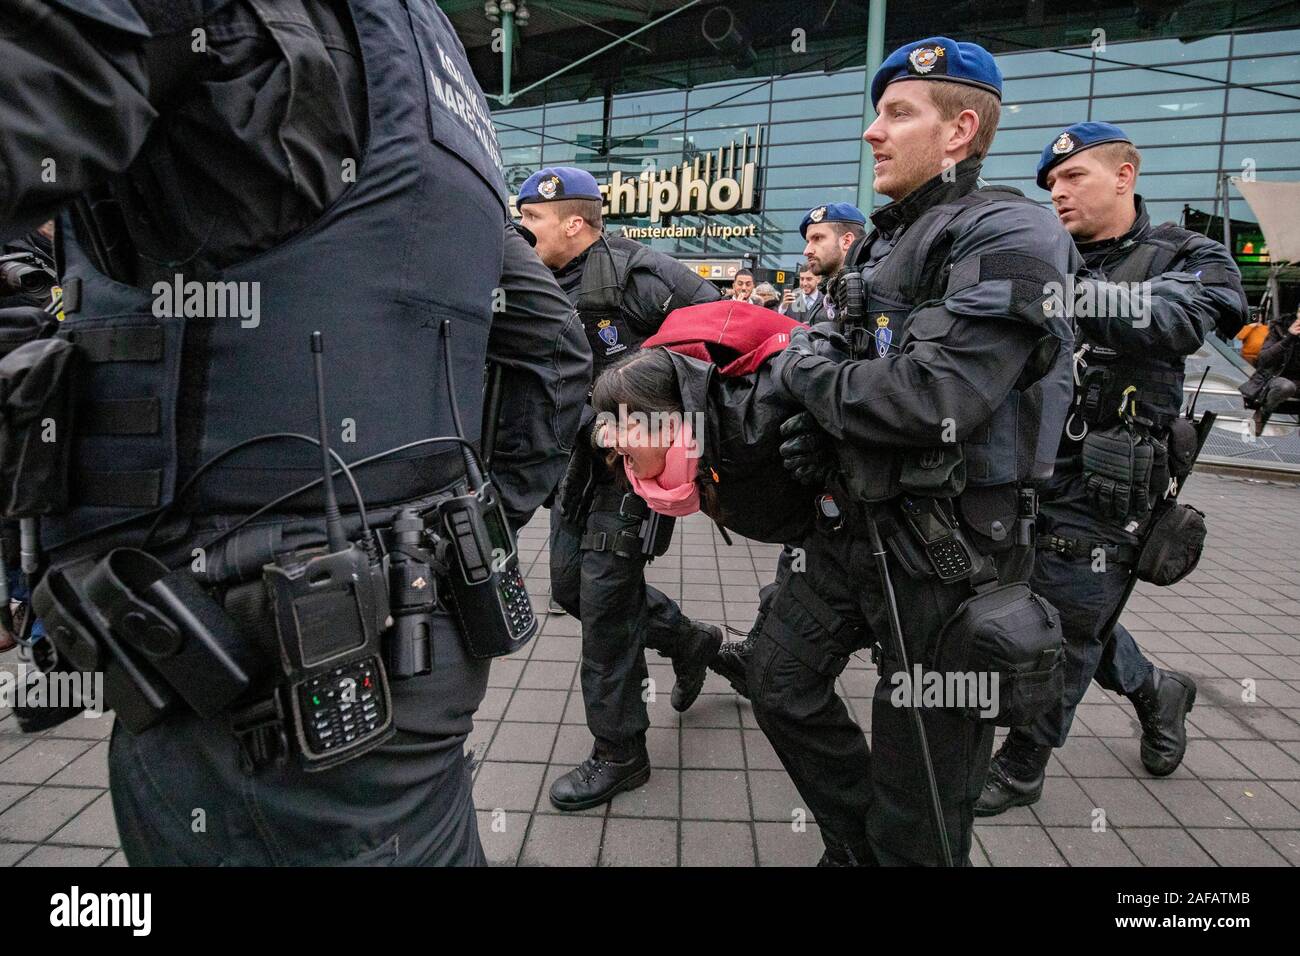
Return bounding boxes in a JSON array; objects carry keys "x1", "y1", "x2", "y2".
[
  {"x1": 591, "y1": 347, "x2": 681, "y2": 418},
  {"x1": 590, "y1": 347, "x2": 721, "y2": 520}
]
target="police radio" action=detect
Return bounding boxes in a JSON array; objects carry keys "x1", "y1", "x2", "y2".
[
  {"x1": 437, "y1": 322, "x2": 537, "y2": 658},
  {"x1": 262, "y1": 332, "x2": 394, "y2": 770}
]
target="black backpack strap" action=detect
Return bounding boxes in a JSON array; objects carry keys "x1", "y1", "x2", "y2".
[{"x1": 1106, "y1": 223, "x2": 1199, "y2": 284}]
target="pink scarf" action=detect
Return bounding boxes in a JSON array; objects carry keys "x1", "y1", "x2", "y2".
[{"x1": 625, "y1": 419, "x2": 701, "y2": 517}]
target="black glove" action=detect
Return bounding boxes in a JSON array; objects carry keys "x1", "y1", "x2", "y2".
[
  {"x1": 779, "y1": 411, "x2": 836, "y2": 487},
  {"x1": 824, "y1": 266, "x2": 863, "y2": 325}
]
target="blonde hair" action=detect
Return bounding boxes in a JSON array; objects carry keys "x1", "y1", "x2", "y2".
[
  {"x1": 925, "y1": 82, "x2": 1002, "y2": 161},
  {"x1": 552, "y1": 197, "x2": 604, "y2": 231},
  {"x1": 1091, "y1": 140, "x2": 1142, "y2": 178}
]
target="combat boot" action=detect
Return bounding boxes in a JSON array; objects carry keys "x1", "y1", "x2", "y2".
[
  {"x1": 1127, "y1": 667, "x2": 1196, "y2": 776},
  {"x1": 710, "y1": 635, "x2": 753, "y2": 699},
  {"x1": 549, "y1": 750, "x2": 651, "y2": 811},
  {"x1": 669, "y1": 621, "x2": 722, "y2": 712},
  {"x1": 974, "y1": 732, "x2": 1051, "y2": 817}
]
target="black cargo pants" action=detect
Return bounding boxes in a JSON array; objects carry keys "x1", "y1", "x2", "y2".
[
  {"x1": 549, "y1": 478, "x2": 691, "y2": 761},
  {"x1": 746, "y1": 526, "x2": 994, "y2": 866}
]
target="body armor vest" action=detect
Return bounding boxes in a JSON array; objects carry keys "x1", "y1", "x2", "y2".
[
  {"x1": 1069, "y1": 223, "x2": 1197, "y2": 435},
  {"x1": 577, "y1": 238, "x2": 652, "y2": 377},
  {"x1": 576, "y1": 236, "x2": 708, "y2": 378},
  {"x1": 44, "y1": 0, "x2": 508, "y2": 555},
  {"x1": 834, "y1": 187, "x2": 1074, "y2": 547}
]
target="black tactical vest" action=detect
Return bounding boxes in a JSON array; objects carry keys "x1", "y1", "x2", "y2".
[
  {"x1": 44, "y1": 0, "x2": 508, "y2": 555},
  {"x1": 577, "y1": 238, "x2": 651, "y2": 377},
  {"x1": 832, "y1": 187, "x2": 1074, "y2": 551},
  {"x1": 1069, "y1": 223, "x2": 1197, "y2": 433}
]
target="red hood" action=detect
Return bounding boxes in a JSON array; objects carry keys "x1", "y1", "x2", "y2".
[{"x1": 642, "y1": 299, "x2": 800, "y2": 377}]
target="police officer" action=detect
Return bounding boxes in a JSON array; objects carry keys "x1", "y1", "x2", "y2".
[
  {"x1": 516, "y1": 166, "x2": 725, "y2": 811},
  {"x1": 757, "y1": 37, "x2": 1078, "y2": 865},
  {"x1": 711, "y1": 201, "x2": 869, "y2": 699},
  {"x1": 0, "y1": 0, "x2": 587, "y2": 865},
  {"x1": 975, "y1": 123, "x2": 1247, "y2": 815}
]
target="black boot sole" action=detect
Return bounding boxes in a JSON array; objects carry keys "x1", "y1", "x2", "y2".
[
  {"x1": 1142, "y1": 680, "x2": 1196, "y2": 777},
  {"x1": 549, "y1": 764, "x2": 652, "y2": 812}
]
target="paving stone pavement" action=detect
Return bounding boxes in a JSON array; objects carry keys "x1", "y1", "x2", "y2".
[{"x1": 2, "y1": 472, "x2": 1297, "y2": 866}]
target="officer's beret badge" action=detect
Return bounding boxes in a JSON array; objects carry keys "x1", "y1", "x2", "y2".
[
  {"x1": 538, "y1": 175, "x2": 560, "y2": 199},
  {"x1": 810, "y1": 206, "x2": 826, "y2": 223},
  {"x1": 908, "y1": 45, "x2": 944, "y2": 75},
  {"x1": 1051, "y1": 133, "x2": 1075, "y2": 155}
]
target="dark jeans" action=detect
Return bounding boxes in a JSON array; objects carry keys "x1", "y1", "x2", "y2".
[
  {"x1": 1262, "y1": 376, "x2": 1298, "y2": 413},
  {"x1": 549, "y1": 496, "x2": 689, "y2": 762},
  {"x1": 746, "y1": 527, "x2": 994, "y2": 866}
]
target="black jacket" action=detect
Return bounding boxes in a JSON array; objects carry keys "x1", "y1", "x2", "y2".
[{"x1": 1256, "y1": 316, "x2": 1300, "y2": 382}]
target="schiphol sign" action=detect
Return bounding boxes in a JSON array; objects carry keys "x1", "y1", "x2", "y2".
[{"x1": 508, "y1": 126, "x2": 765, "y2": 229}]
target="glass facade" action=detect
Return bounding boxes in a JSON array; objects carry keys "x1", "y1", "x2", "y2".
[{"x1": 493, "y1": 26, "x2": 1300, "y2": 274}]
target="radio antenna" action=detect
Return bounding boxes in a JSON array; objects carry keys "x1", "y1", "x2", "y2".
[
  {"x1": 311, "y1": 332, "x2": 348, "y2": 553},
  {"x1": 441, "y1": 320, "x2": 484, "y2": 490}
]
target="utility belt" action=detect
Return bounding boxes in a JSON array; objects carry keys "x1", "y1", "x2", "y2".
[
  {"x1": 580, "y1": 485, "x2": 674, "y2": 560},
  {"x1": 1036, "y1": 530, "x2": 1140, "y2": 568},
  {"x1": 829, "y1": 488, "x2": 1065, "y2": 727},
  {"x1": 29, "y1": 482, "x2": 538, "y2": 774}
]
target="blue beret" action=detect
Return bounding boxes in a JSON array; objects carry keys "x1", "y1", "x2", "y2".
[
  {"x1": 1036, "y1": 122, "x2": 1133, "y2": 189},
  {"x1": 518, "y1": 166, "x2": 603, "y2": 205},
  {"x1": 871, "y1": 37, "x2": 1002, "y2": 109},
  {"x1": 799, "y1": 202, "x2": 867, "y2": 239}
]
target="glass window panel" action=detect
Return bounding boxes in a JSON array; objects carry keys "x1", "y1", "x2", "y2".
[
  {"x1": 495, "y1": 126, "x2": 545, "y2": 149},
  {"x1": 1225, "y1": 113, "x2": 1297, "y2": 141},
  {"x1": 997, "y1": 49, "x2": 1093, "y2": 79},
  {"x1": 1135, "y1": 171, "x2": 1221, "y2": 199},
  {"x1": 688, "y1": 79, "x2": 772, "y2": 109},
  {"x1": 762, "y1": 185, "x2": 859, "y2": 210},
  {"x1": 609, "y1": 113, "x2": 685, "y2": 138},
  {"x1": 765, "y1": 140, "x2": 864, "y2": 164},
  {"x1": 1002, "y1": 74, "x2": 1093, "y2": 102},
  {"x1": 1233, "y1": 29, "x2": 1300, "y2": 56},
  {"x1": 772, "y1": 70, "x2": 867, "y2": 100},
  {"x1": 1220, "y1": 140, "x2": 1300, "y2": 171},
  {"x1": 1091, "y1": 61, "x2": 1228, "y2": 96},
  {"x1": 685, "y1": 104, "x2": 771, "y2": 130},
  {"x1": 1230, "y1": 54, "x2": 1300, "y2": 86},
  {"x1": 1093, "y1": 89, "x2": 1227, "y2": 122},
  {"x1": 610, "y1": 90, "x2": 688, "y2": 116},
  {"x1": 1135, "y1": 144, "x2": 1223, "y2": 173},
  {"x1": 767, "y1": 116, "x2": 866, "y2": 145},
  {"x1": 771, "y1": 94, "x2": 864, "y2": 122},
  {"x1": 980, "y1": 153, "x2": 1042, "y2": 181},
  {"x1": 1227, "y1": 85, "x2": 1300, "y2": 116},
  {"x1": 763, "y1": 162, "x2": 861, "y2": 188},
  {"x1": 999, "y1": 99, "x2": 1091, "y2": 128},
  {"x1": 500, "y1": 145, "x2": 542, "y2": 169},
  {"x1": 1103, "y1": 34, "x2": 1229, "y2": 65},
  {"x1": 544, "y1": 100, "x2": 603, "y2": 124},
  {"x1": 1110, "y1": 116, "x2": 1224, "y2": 146}
]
